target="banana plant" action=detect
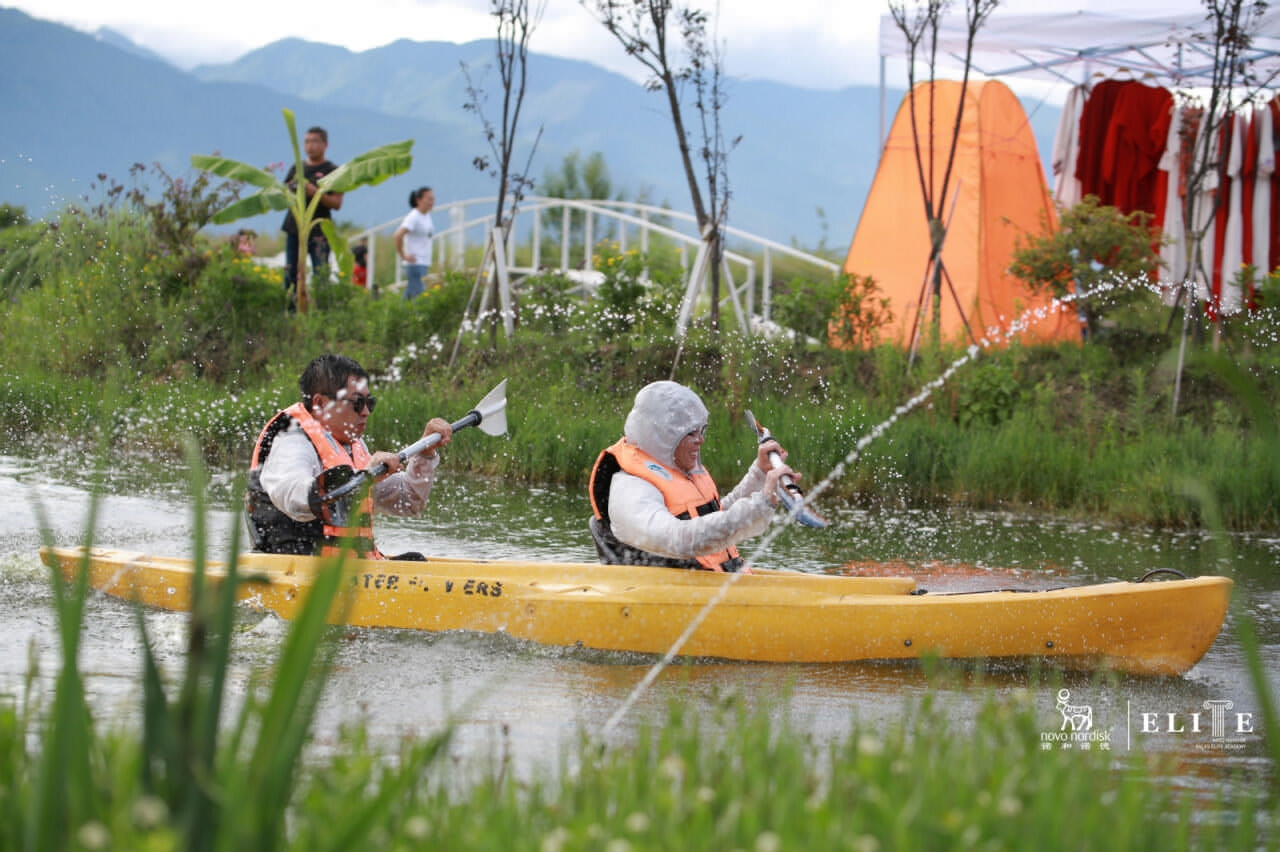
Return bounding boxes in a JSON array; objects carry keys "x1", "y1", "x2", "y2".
[{"x1": 192, "y1": 108, "x2": 412, "y2": 313}]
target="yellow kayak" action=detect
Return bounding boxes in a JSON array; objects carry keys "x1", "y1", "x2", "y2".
[{"x1": 41, "y1": 547, "x2": 1232, "y2": 676}]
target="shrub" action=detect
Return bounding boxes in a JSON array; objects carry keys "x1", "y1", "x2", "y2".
[{"x1": 1009, "y1": 195, "x2": 1163, "y2": 340}]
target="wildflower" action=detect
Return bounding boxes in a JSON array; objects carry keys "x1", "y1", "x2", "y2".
[
  {"x1": 404, "y1": 815, "x2": 430, "y2": 839},
  {"x1": 857, "y1": 733, "x2": 884, "y2": 756},
  {"x1": 76, "y1": 821, "x2": 110, "y2": 851},
  {"x1": 658, "y1": 752, "x2": 685, "y2": 780},
  {"x1": 624, "y1": 812, "x2": 650, "y2": 833},
  {"x1": 132, "y1": 793, "x2": 170, "y2": 829},
  {"x1": 541, "y1": 827, "x2": 570, "y2": 852},
  {"x1": 755, "y1": 831, "x2": 782, "y2": 852},
  {"x1": 851, "y1": 836, "x2": 881, "y2": 852}
]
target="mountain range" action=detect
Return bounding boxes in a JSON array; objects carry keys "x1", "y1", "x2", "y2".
[{"x1": 0, "y1": 6, "x2": 1061, "y2": 249}]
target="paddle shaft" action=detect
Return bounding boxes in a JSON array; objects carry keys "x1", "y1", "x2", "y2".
[
  {"x1": 744, "y1": 412, "x2": 802, "y2": 495},
  {"x1": 366, "y1": 409, "x2": 481, "y2": 478},
  {"x1": 317, "y1": 379, "x2": 507, "y2": 505},
  {"x1": 743, "y1": 409, "x2": 828, "y2": 528}
]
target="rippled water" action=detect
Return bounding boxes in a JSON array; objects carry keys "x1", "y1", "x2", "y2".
[{"x1": 1, "y1": 452, "x2": 1277, "y2": 795}]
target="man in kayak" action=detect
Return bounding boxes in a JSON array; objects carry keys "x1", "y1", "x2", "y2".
[
  {"x1": 246, "y1": 353, "x2": 452, "y2": 558},
  {"x1": 588, "y1": 380, "x2": 798, "y2": 572}
]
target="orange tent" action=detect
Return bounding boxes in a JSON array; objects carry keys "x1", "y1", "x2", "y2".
[{"x1": 841, "y1": 79, "x2": 1080, "y2": 348}]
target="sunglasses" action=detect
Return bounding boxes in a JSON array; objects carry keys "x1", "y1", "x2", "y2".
[
  {"x1": 343, "y1": 393, "x2": 378, "y2": 414},
  {"x1": 685, "y1": 424, "x2": 708, "y2": 440}
]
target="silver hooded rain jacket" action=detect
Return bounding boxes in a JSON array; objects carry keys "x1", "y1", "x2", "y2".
[{"x1": 607, "y1": 381, "x2": 776, "y2": 563}]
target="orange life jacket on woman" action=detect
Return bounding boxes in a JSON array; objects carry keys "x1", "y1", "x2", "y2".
[
  {"x1": 589, "y1": 438, "x2": 743, "y2": 572},
  {"x1": 246, "y1": 401, "x2": 381, "y2": 558}
]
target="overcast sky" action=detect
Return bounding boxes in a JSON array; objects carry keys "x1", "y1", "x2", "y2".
[{"x1": 12, "y1": 0, "x2": 1193, "y2": 92}]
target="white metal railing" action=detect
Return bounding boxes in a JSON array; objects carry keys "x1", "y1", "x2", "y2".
[{"x1": 351, "y1": 196, "x2": 840, "y2": 325}]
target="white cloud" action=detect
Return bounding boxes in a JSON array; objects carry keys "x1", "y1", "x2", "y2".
[
  {"x1": 13, "y1": 0, "x2": 1225, "y2": 90},
  {"x1": 16, "y1": 0, "x2": 887, "y2": 86}
]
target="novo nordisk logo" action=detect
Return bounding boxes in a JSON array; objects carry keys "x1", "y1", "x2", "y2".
[
  {"x1": 1057, "y1": 688, "x2": 1092, "y2": 732},
  {"x1": 1040, "y1": 690, "x2": 1257, "y2": 753},
  {"x1": 1041, "y1": 689, "x2": 1111, "y2": 750}
]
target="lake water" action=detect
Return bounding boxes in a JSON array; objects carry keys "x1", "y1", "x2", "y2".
[{"x1": 1, "y1": 451, "x2": 1277, "y2": 798}]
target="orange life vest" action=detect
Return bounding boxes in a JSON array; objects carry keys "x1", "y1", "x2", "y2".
[
  {"x1": 589, "y1": 438, "x2": 742, "y2": 572},
  {"x1": 247, "y1": 402, "x2": 381, "y2": 558}
]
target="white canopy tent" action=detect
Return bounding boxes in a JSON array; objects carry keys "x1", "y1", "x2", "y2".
[{"x1": 877, "y1": 8, "x2": 1280, "y2": 143}]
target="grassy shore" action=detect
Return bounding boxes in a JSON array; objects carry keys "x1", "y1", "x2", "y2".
[
  {"x1": 2, "y1": 277, "x2": 1278, "y2": 531},
  {"x1": 1, "y1": 189, "x2": 1278, "y2": 536}
]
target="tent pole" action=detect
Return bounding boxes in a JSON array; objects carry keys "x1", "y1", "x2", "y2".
[
  {"x1": 907, "y1": 183, "x2": 963, "y2": 368},
  {"x1": 939, "y1": 262, "x2": 978, "y2": 346},
  {"x1": 906, "y1": 256, "x2": 935, "y2": 368},
  {"x1": 879, "y1": 55, "x2": 887, "y2": 150}
]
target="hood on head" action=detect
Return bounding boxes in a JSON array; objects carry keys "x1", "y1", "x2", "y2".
[{"x1": 623, "y1": 381, "x2": 708, "y2": 468}]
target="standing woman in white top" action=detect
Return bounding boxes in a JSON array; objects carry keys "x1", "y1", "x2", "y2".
[{"x1": 394, "y1": 186, "x2": 435, "y2": 300}]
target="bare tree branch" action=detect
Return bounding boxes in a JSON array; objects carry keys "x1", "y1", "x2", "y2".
[{"x1": 583, "y1": 0, "x2": 737, "y2": 330}]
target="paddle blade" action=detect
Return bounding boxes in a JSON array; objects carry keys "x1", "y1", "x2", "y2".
[{"x1": 473, "y1": 379, "x2": 508, "y2": 436}]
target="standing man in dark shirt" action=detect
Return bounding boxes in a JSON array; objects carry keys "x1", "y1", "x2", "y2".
[{"x1": 282, "y1": 126, "x2": 343, "y2": 306}]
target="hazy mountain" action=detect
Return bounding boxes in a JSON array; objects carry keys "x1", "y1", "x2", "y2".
[
  {"x1": 0, "y1": 8, "x2": 492, "y2": 240},
  {"x1": 191, "y1": 36, "x2": 900, "y2": 247},
  {"x1": 1, "y1": 6, "x2": 1061, "y2": 249},
  {"x1": 91, "y1": 26, "x2": 171, "y2": 66}
]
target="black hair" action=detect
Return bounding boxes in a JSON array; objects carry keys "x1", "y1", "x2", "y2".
[
  {"x1": 299, "y1": 353, "x2": 367, "y2": 410},
  {"x1": 408, "y1": 186, "x2": 433, "y2": 208},
  {"x1": 305, "y1": 126, "x2": 328, "y2": 143}
]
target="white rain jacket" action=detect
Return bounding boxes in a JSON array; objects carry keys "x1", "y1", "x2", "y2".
[{"x1": 608, "y1": 381, "x2": 776, "y2": 561}]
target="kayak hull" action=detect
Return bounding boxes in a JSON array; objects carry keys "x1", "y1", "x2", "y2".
[{"x1": 41, "y1": 547, "x2": 1232, "y2": 676}]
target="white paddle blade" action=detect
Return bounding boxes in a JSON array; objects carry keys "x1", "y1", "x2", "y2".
[{"x1": 474, "y1": 379, "x2": 508, "y2": 436}]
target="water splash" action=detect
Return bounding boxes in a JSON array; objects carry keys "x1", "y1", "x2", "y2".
[{"x1": 601, "y1": 283, "x2": 1118, "y2": 741}]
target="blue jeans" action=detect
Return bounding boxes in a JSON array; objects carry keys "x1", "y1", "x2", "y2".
[{"x1": 403, "y1": 264, "x2": 429, "y2": 300}]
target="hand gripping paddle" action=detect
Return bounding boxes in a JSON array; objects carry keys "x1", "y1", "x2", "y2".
[
  {"x1": 744, "y1": 409, "x2": 828, "y2": 529},
  {"x1": 317, "y1": 379, "x2": 508, "y2": 506}
]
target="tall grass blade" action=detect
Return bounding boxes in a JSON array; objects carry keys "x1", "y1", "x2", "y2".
[
  {"x1": 29, "y1": 485, "x2": 101, "y2": 851},
  {"x1": 221, "y1": 547, "x2": 355, "y2": 849}
]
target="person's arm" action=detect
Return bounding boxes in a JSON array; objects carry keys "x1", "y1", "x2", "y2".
[
  {"x1": 719, "y1": 460, "x2": 768, "y2": 510},
  {"x1": 608, "y1": 472, "x2": 776, "y2": 560},
  {"x1": 319, "y1": 189, "x2": 343, "y2": 211},
  {"x1": 394, "y1": 225, "x2": 412, "y2": 263},
  {"x1": 372, "y1": 452, "x2": 441, "y2": 516},
  {"x1": 370, "y1": 417, "x2": 452, "y2": 516},
  {"x1": 258, "y1": 427, "x2": 324, "y2": 521},
  {"x1": 300, "y1": 163, "x2": 342, "y2": 210}
]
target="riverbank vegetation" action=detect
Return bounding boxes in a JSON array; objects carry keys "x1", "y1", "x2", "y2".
[{"x1": 2, "y1": 170, "x2": 1279, "y2": 534}]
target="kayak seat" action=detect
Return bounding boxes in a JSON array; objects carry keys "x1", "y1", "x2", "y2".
[{"x1": 588, "y1": 516, "x2": 702, "y2": 570}]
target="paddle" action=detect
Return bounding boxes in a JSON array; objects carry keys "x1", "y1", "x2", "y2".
[
  {"x1": 743, "y1": 409, "x2": 828, "y2": 529},
  {"x1": 318, "y1": 379, "x2": 508, "y2": 504}
]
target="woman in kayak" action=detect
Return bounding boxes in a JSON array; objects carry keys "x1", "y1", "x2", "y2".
[
  {"x1": 246, "y1": 353, "x2": 452, "y2": 558},
  {"x1": 588, "y1": 381, "x2": 798, "y2": 573}
]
